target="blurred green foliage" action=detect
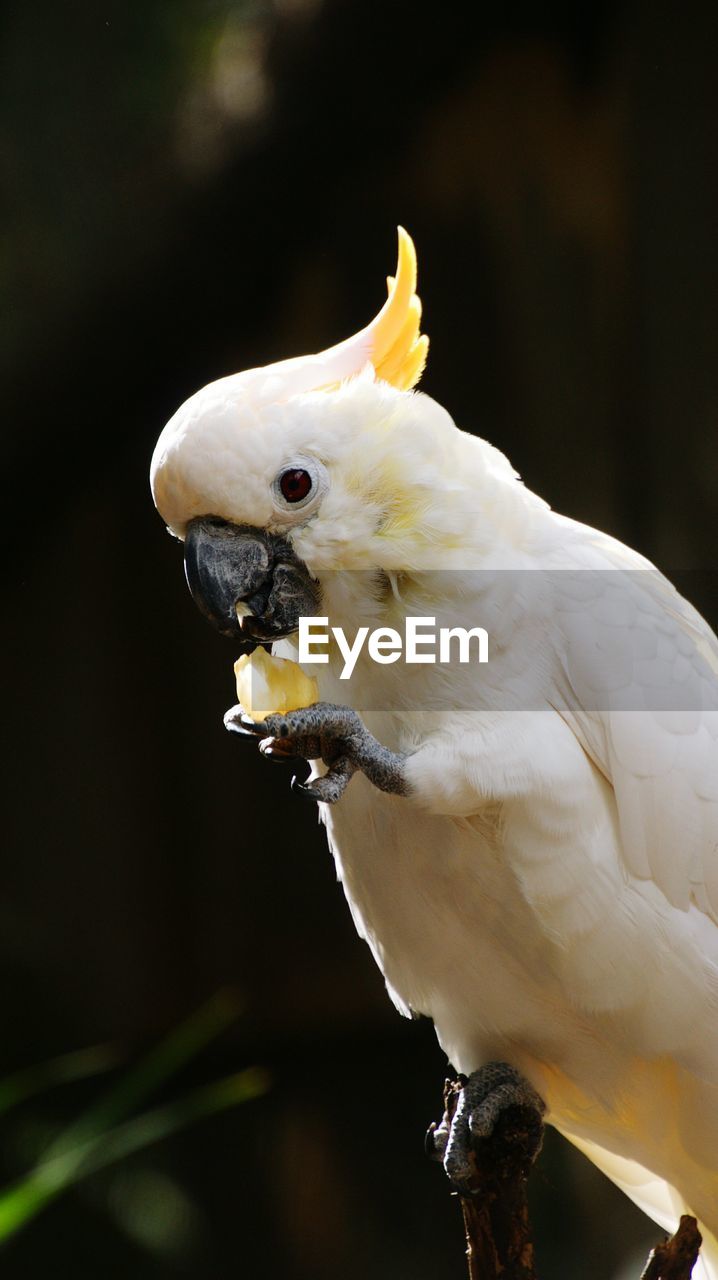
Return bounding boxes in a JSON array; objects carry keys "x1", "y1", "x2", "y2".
[{"x1": 0, "y1": 992, "x2": 266, "y2": 1245}]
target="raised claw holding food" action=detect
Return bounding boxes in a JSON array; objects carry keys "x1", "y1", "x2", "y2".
[{"x1": 224, "y1": 702, "x2": 411, "y2": 804}]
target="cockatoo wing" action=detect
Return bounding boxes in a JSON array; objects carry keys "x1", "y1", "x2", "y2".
[
  {"x1": 531, "y1": 524, "x2": 718, "y2": 1273},
  {"x1": 552, "y1": 522, "x2": 718, "y2": 924}
]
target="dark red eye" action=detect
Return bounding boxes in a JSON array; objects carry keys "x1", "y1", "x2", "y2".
[{"x1": 279, "y1": 468, "x2": 313, "y2": 503}]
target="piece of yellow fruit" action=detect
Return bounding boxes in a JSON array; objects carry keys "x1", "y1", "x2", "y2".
[{"x1": 234, "y1": 648, "x2": 319, "y2": 720}]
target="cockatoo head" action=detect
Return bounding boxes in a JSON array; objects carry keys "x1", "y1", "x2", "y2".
[{"x1": 150, "y1": 230, "x2": 484, "y2": 646}]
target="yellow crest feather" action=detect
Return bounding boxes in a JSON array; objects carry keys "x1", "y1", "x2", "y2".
[
  {"x1": 200, "y1": 227, "x2": 430, "y2": 405},
  {"x1": 369, "y1": 227, "x2": 429, "y2": 391}
]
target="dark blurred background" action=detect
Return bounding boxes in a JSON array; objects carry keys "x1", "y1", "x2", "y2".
[{"x1": 2, "y1": 0, "x2": 717, "y2": 1275}]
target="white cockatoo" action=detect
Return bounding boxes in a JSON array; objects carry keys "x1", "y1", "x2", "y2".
[{"x1": 151, "y1": 229, "x2": 718, "y2": 1275}]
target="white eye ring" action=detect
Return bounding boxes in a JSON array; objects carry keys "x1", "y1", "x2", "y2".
[{"x1": 271, "y1": 456, "x2": 328, "y2": 520}]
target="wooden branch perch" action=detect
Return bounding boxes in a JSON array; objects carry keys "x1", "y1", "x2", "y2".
[
  {"x1": 640, "y1": 1216, "x2": 702, "y2": 1280},
  {"x1": 439, "y1": 1076, "x2": 543, "y2": 1280},
  {"x1": 433, "y1": 1077, "x2": 703, "y2": 1280}
]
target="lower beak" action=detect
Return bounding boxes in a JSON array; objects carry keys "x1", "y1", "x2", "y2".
[{"x1": 183, "y1": 516, "x2": 320, "y2": 643}]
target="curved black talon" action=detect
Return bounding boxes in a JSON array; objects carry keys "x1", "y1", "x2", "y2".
[
  {"x1": 225, "y1": 720, "x2": 262, "y2": 740},
  {"x1": 425, "y1": 1123, "x2": 441, "y2": 1159},
  {"x1": 223, "y1": 705, "x2": 267, "y2": 737},
  {"x1": 290, "y1": 772, "x2": 317, "y2": 800},
  {"x1": 240, "y1": 712, "x2": 268, "y2": 734},
  {"x1": 259, "y1": 740, "x2": 298, "y2": 763}
]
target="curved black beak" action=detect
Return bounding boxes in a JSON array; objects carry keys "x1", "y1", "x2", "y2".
[{"x1": 183, "y1": 516, "x2": 321, "y2": 644}]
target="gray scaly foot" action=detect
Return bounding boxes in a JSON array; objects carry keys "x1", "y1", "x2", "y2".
[
  {"x1": 427, "y1": 1062, "x2": 545, "y2": 1195},
  {"x1": 224, "y1": 701, "x2": 410, "y2": 804}
]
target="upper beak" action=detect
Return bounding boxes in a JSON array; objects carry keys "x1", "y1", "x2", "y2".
[{"x1": 183, "y1": 516, "x2": 321, "y2": 645}]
